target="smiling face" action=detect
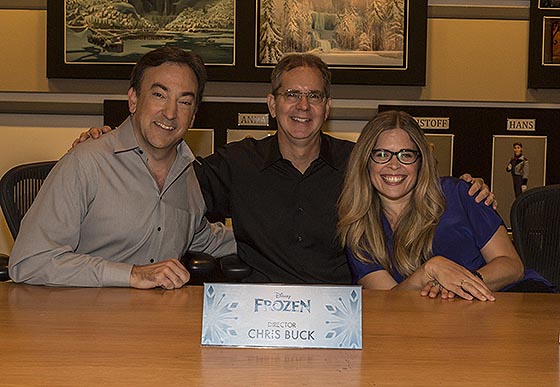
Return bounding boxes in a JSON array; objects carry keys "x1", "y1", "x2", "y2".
[
  {"x1": 266, "y1": 66, "x2": 331, "y2": 144},
  {"x1": 128, "y1": 62, "x2": 198, "y2": 160},
  {"x1": 369, "y1": 128, "x2": 420, "y2": 209}
]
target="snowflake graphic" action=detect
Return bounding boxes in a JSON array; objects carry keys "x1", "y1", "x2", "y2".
[
  {"x1": 202, "y1": 285, "x2": 240, "y2": 344},
  {"x1": 324, "y1": 289, "x2": 362, "y2": 348}
]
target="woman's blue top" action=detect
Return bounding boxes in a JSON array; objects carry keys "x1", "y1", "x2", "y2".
[{"x1": 347, "y1": 177, "x2": 552, "y2": 291}]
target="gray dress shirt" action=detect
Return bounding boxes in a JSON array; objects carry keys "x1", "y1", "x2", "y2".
[{"x1": 9, "y1": 117, "x2": 236, "y2": 287}]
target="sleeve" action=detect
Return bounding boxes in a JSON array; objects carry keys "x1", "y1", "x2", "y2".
[
  {"x1": 8, "y1": 153, "x2": 133, "y2": 287},
  {"x1": 194, "y1": 148, "x2": 233, "y2": 218},
  {"x1": 522, "y1": 159, "x2": 529, "y2": 183},
  {"x1": 188, "y1": 220, "x2": 237, "y2": 258},
  {"x1": 346, "y1": 248, "x2": 385, "y2": 284},
  {"x1": 184, "y1": 168, "x2": 237, "y2": 258},
  {"x1": 506, "y1": 159, "x2": 513, "y2": 172},
  {"x1": 454, "y1": 179, "x2": 503, "y2": 250}
]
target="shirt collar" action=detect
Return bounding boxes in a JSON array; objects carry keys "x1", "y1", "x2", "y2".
[
  {"x1": 318, "y1": 132, "x2": 341, "y2": 169},
  {"x1": 260, "y1": 134, "x2": 283, "y2": 170},
  {"x1": 260, "y1": 131, "x2": 343, "y2": 170}
]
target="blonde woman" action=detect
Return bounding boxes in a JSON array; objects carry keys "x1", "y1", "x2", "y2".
[{"x1": 338, "y1": 111, "x2": 552, "y2": 301}]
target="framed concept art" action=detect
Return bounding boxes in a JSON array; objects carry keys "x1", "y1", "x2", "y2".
[
  {"x1": 254, "y1": 0, "x2": 427, "y2": 85},
  {"x1": 47, "y1": 0, "x2": 427, "y2": 85},
  {"x1": 491, "y1": 135, "x2": 547, "y2": 228},
  {"x1": 47, "y1": 0, "x2": 238, "y2": 80},
  {"x1": 528, "y1": 1, "x2": 560, "y2": 88}
]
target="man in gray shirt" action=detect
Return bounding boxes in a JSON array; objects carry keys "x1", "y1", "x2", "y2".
[{"x1": 8, "y1": 47, "x2": 236, "y2": 289}]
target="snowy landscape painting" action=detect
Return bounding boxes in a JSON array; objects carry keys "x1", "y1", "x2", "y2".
[
  {"x1": 48, "y1": 0, "x2": 426, "y2": 83},
  {"x1": 62, "y1": 0, "x2": 234, "y2": 66},
  {"x1": 258, "y1": 0, "x2": 407, "y2": 68}
]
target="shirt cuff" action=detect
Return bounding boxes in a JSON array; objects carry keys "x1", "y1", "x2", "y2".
[{"x1": 102, "y1": 261, "x2": 134, "y2": 287}]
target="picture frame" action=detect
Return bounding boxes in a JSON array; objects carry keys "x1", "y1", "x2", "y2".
[
  {"x1": 425, "y1": 133, "x2": 454, "y2": 178},
  {"x1": 47, "y1": 0, "x2": 427, "y2": 85},
  {"x1": 539, "y1": 0, "x2": 560, "y2": 9},
  {"x1": 253, "y1": 0, "x2": 427, "y2": 85},
  {"x1": 47, "y1": 0, "x2": 241, "y2": 80},
  {"x1": 491, "y1": 135, "x2": 547, "y2": 229},
  {"x1": 528, "y1": 2, "x2": 560, "y2": 88}
]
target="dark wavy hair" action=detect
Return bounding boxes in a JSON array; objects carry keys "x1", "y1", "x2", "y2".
[{"x1": 129, "y1": 47, "x2": 207, "y2": 108}]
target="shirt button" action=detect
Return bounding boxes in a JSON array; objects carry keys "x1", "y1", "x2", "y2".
[
  {"x1": 150, "y1": 259, "x2": 154, "y2": 263},
  {"x1": 296, "y1": 236, "x2": 303, "y2": 242},
  {"x1": 157, "y1": 227, "x2": 161, "y2": 231},
  {"x1": 297, "y1": 207, "x2": 304, "y2": 214},
  {"x1": 139, "y1": 149, "x2": 144, "y2": 154}
]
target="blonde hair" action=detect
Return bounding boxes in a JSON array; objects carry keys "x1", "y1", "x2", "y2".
[{"x1": 337, "y1": 111, "x2": 446, "y2": 277}]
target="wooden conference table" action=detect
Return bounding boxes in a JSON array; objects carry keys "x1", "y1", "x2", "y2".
[{"x1": 1, "y1": 283, "x2": 558, "y2": 386}]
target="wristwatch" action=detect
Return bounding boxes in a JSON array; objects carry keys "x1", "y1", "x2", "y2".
[{"x1": 471, "y1": 270, "x2": 484, "y2": 282}]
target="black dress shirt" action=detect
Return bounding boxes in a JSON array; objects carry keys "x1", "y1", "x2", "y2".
[{"x1": 195, "y1": 132, "x2": 354, "y2": 284}]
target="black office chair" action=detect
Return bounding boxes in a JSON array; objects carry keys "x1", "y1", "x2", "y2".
[
  {"x1": 0, "y1": 161, "x2": 218, "y2": 284},
  {"x1": 510, "y1": 184, "x2": 560, "y2": 289},
  {"x1": 0, "y1": 161, "x2": 56, "y2": 282}
]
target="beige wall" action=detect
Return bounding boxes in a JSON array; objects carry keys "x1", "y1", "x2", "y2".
[
  {"x1": 1, "y1": 8, "x2": 560, "y2": 255},
  {"x1": 426, "y1": 19, "x2": 528, "y2": 102},
  {"x1": 3, "y1": 10, "x2": 560, "y2": 102},
  {"x1": 0, "y1": 10, "x2": 48, "y2": 91}
]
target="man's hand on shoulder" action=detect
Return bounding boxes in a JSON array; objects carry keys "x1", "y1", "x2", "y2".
[
  {"x1": 459, "y1": 173, "x2": 497, "y2": 210},
  {"x1": 71, "y1": 125, "x2": 114, "y2": 148},
  {"x1": 130, "y1": 258, "x2": 190, "y2": 290}
]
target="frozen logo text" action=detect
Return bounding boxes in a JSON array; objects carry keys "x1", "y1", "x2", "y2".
[{"x1": 254, "y1": 298, "x2": 311, "y2": 313}]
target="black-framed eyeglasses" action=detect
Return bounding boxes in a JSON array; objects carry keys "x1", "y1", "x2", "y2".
[
  {"x1": 276, "y1": 89, "x2": 326, "y2": 105},
  {"x1": 370, "y1": 149, "x2": 421, "y2": 165}
]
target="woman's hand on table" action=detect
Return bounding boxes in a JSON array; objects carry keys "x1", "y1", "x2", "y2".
[{"x1": 421, "y1": 256, "x2": 495, "y2": 302}]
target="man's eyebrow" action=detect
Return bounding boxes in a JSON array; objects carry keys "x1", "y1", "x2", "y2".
[
  {"x1": 286, "y1": 88, "x2": 323, "y2": 93},
  {"x1": 150, "y1": 82, "x2": 168, "y2": 92},
  {"x1": 149, "y1": 82, "x2": 196, "y2": 98}
]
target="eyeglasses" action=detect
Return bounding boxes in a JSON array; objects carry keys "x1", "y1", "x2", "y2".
[
  {"x1": 276, "y1": 89, "x2": 326, "y2": 105},
  {"x1": 370, "y1": 149, "x2": 421, "y2": 165}
]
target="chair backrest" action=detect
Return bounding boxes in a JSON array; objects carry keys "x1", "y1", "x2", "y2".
[
  {"x1": 0, "y1": 161, "x2": 57, "y2": 239},
  {"x1": 510, "y1": 184, "x2": 560, "y2": 288}
]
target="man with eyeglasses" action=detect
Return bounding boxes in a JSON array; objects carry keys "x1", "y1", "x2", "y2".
[
  {"x1": 195, "y1": 54, "x2": 493, "y2": 284},
  {"x1": 196, "y1": 54, "x2": 355, "y2": 283},
  {"x1": 76, "y1": 53, "x2": 493, "y2": 284}
]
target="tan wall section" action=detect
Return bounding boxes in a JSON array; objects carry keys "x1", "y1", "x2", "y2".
[
  {"x1": 0, "y1": 10, "x2": 49, "y2": 91},
  {"x1": 425, "y1": 19, "x2": 530, "y2": 102}
]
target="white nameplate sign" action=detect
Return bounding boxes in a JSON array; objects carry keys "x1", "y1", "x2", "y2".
[
  {"x1": 201, "y1": 283, "x2": 362, "y2": 349},
  {"x1": 238, "y1": 113, "x2": 269, "y2": 127},
  {"x1": 506, "y1": 118, "x2": 536, "y2": 131},
  {"x1": 414, "y1": 117, "x2": 450, "y2": 130}
]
